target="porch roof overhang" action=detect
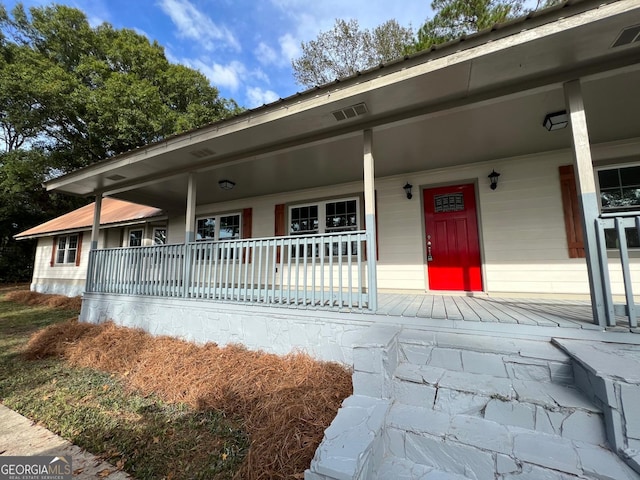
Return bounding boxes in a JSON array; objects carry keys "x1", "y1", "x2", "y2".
[{"x1": 45, "y1": 0, "x2": 640, "y2": 212}]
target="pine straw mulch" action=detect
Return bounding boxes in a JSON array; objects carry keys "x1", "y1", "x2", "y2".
[
  {"x1": 24, "y1": 319, "x2": 353, "y2": 479},
  {"x1": 4, "y1": 290, "x2": 83, "y2": 311}
]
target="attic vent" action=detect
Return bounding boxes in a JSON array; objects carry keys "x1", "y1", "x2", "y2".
[
  {"x1": 331, "y1": 103, "x2": 368, "y2": 122},
  {"x1": 612, "y1": 24, "x2": 640, "y2": 48},
  {"x1": 189, "y1": 147, "x2": 216, "y2": 159},
  {"x1": 106, "y1": 174, "x2": 126, "y2": 181}
]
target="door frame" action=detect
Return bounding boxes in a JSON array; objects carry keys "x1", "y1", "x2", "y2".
[{"x1": 420, "y1": 179, "x2": 487, "y2": 293}]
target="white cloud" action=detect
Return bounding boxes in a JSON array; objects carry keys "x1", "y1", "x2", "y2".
[
  {"x1": 255, "y1": 42, "x2": 279, "y2": 66},
  {"x1": 158, "y1": 0, "x2": 241, "y2": 52},
  {"x1": 269, "y1": 0, "x2": 428, "y2": 40},
  {"x1": 189, "y1": 60, "x2": 246, "y2": 91},
  {"x1": 279, "y1": 33, "x2": 300, "y2": 63},
  {"x1": 246, "y1": 87, "x2": 280, "y2": 108},
  {"x1": 254, "y1": 33, "x2": 300, "y2": 68}
]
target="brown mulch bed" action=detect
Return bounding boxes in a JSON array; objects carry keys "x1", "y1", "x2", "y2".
[
  {"x1": 4, "y1": 290, "x2": 82, "y2": 311},
  {"x1": 23, "y1": 315, "x2": 352, "y2": 479}
]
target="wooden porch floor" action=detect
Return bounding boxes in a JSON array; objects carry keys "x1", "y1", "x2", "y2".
[{"x1": 372, "y1": 293, "x2": 628, "y2": 330}]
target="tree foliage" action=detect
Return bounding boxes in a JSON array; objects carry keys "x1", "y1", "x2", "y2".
[
  {"x1": 0, "y1": 1, "x2": 242, "y2": 281},
  {"x1": 292, "y1": 0, "x2": 560, "y2": 87},
  {"x1": 413, "y1": 0, "x2": 561, "y2": 51},
  {"x1": 291, "y1": 19, "x2": 414, "y2": 88}
]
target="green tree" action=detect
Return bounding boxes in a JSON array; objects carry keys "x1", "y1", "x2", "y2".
[
  {"x1": 413, "y1": 0, "x2": 561, "y2": 51},
  {"x1": 292, "y1": 19, "x2": 414, "y2": 88},
  {"x1": 0, "y1": 2, "x2": 242, "y2": 281}
]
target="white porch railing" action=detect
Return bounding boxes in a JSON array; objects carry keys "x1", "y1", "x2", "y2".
[
  {"x1": 595, "y1": 214, "x2": 640, "y2": 328},
  {"x1": 86, "y1": 232, "x2": 370, "y2": 309}
]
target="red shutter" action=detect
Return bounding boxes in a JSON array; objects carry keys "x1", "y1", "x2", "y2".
[
  {"x1": 242, "y1": 208, "x2": 252, "y2": 262},
  {"x1": 75, "y1": 232, "x2": 83, "y2": 267},
  {"x1": 559, "y1": 165, "x2": 586, "y2": 258},
  {"x1": 50, "y1": 237, "x2": 57, "y2": 267},
  {"x1": 275, "y1": 204, "x2": 285, "y2": 263}
]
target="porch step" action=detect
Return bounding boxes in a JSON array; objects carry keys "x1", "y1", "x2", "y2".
[
  {"x1": 376, "y1": 456, "x2": 470, "y2": 479},
  {"x1": 383, "y1": 335, "x2": 638, "y2": 480},
  {"x1": 383, "y1": 403, "x2": 637, "y2": 480}
]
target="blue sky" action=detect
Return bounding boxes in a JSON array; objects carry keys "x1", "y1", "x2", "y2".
[{"x1": 3, "y1": 0, "x2": 434, "y2": 108}]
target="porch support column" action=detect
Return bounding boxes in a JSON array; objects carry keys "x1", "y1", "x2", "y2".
[
  {"x1": 185, "y1": 172, "x2": 197, "y2": 243},
  {"x1": 90, "y1": 192, "x2": 103, "y2": 250},
  {"x1": 363, "y1": 129, "x2": 378, "y2": 311},
  {"x1": 563, "y1": 80, "x2": 607, "y2": 326}
]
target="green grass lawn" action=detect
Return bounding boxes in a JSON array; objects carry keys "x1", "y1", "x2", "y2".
[{"x1": 0, "y1": 290, "x2": 248, "y2": 479}]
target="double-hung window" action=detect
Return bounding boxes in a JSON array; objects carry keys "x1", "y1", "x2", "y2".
[
  {"x1": 289, "y1": 198, "x2": 360, "y2": 256},
  {"x1": 597, "y1": 164, "x2": 640, "y2": 248},
  {"x1": 196, "y1": 213, "x2": 241, "y2": 259},
  {"x1": 56, "y1": 234, "x2": 79, "y2": 264},
  {"x1": 196, "y1": 213, "x2": 241, "y2": 241},
  {"x1": 128, "y1": 228, "x2": 143, "y2": 247}
]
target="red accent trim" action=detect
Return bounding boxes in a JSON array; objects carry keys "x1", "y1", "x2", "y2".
[
  {"x1": 242, "y1": 208, "x2": 253, "y2": 262},
  {"x1": 50, "y1": 237, "x2": 57, "y2": 267},
  {"x1": 559, "y1": 165, "x2": 586, "y2": 258},
  {"x1": 423, "y1": 184, "x2": 483, "y2": 291},
  {"x1": 75, "y1": 232, "x2": 83, "y2": 266}
]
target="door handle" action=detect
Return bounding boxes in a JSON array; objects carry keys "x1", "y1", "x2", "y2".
[{"x1": 427, "y1": 235, "x2": 433, "y2": 262}]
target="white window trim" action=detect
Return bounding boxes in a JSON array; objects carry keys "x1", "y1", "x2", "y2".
[
  {"x1": 55, "y1": 234, "x2": 79, "y2": 264},
  {"x1": 595, "y1": 163, "x2": 640, "y2": 250},
  {"x1": 196, "y1": 212, "x2": 242, "y2": 241},
  {"x1": 127, "y1": 227, "x2": 144, "y2": 247},
  {"x1": 288, "y1": 197, "x2": 361, "y2": 235},
  {"x1": 595, "y1": 163, "x2": 640, "y2": 214}
]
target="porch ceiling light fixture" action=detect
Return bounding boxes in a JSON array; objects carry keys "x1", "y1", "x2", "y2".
[
  {"x1": 218, "y1": 179, "x2": 235, "y2": 190},
  {"x1": 543, "y1": 110, "x2": 569, "y2": 131},
  {"x1": 403, "y1": 182, "x2": 413, "y2": 200},
  {"x1": 488, "y1": 170, "x2": 500, "y2": 190}
]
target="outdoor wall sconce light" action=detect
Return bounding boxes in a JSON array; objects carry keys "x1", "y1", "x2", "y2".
[
  {"x1": 488, "y1": 170, "x2": 500, "y2": 190},
  {"x1": 218, "y1": 179, "x2": 235, "y2": 190},
  {"x1": 403, "y1": 182, "x2": 413, "y2": 200},
  {"x1": 543, "y1": 110, "x2": 569, "y2": 131}
]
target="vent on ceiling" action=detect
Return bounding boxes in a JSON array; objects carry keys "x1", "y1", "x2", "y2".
[
  {"x1": 331, "y1": 103, "x2": 368, "y2": 122},
  {"x1": 106, "y1": 174, "x2": 126, "y2": 181},
  {"x1": 612, "y1": 24, "x2": 640, "y2": 48},
  {"x1": 189, "y1": 147, "x2": 216, "y2": 159}
]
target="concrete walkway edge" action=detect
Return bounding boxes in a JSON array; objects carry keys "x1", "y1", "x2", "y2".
[{"x1": 0, "y1": 403, "x2": 130, "y2": 479}]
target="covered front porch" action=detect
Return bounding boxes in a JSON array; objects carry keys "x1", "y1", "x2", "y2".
[{"x1": 51, "y1": 1, "x2": 640, "y2": 333}]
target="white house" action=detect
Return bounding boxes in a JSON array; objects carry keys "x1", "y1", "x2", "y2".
[
  {"x1": 15, "y1": 198, "x2": 165, "y2": 296},
  {"x1": 26, "y1": 0, "x2": 640, "y2": 324},
  {"x1": 15, "y1": 1, "x2": 640, "y2": 478}
]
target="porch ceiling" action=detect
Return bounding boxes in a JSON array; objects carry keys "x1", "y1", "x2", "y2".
[{"x1": 46, "y1": 1, "x2": 640, "y2": 211}]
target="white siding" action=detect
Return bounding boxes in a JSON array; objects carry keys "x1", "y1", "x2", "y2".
[
  {"x1": 27, "y1": 146, "x2": 624, "y2": 301},
  {"x1": 162, "y1": 149, "x2": 640, "y2": 297},
  {"x1": 31, "y1": 233, "x2": 91, "y2": 296}
]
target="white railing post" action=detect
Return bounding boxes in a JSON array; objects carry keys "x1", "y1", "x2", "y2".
[
  {"x1": 564, "y1": 80, "x2": 607, "y2": 326},
  {"x1": 363, "y1": 129, "x2": 378, "y2": 311}
]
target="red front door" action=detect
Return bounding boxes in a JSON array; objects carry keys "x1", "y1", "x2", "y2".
[{"x1": 423, "y1": 184, "x2": 483, "y2": 291}]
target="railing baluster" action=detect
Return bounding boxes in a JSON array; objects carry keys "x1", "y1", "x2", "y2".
[
  {"x1": 329, "y1": 237, "x2": 334, "y2": 307},
  {"x1": 294, "y1": 237, "x2": 300, "y2": 305},
  {"x1": 320, "y1": 237, "x2": 325, "y2": 307},
  {"x1": 311, "y1": 237, "x2": 316, "y2": 307},
  {"x1": 287, "y1": 238, "x2": 293, "y2": 304},
  {"x1": 271, "y1": 240, "x2": 277, "y2": 305},
  {"x1": 278, "y1": 238, "x2": 284, "y2": 304},
  {"x1": 616, "y1": 217, "x2": 637, "y2": 327},
  {"x1": 347, "y1": 234, "x2": 353, "y2": 309},
  {"x1": 86, "y1": 232, "x2": 370, "y2": 311},
  {"x1": 357, "y1": 236, "x2": 364, "y2": 309}
]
